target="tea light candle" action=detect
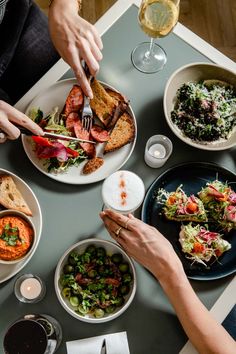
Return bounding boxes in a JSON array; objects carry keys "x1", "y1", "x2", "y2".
[
  {"x1": 148, "y1": 143, "x2": 166, "y2": 159},
  {"x1": 144, "y1": 135, "x2": 173, "y2": 168},
  {"x1": 20, "y1": 278, "x2": 42, "y2": 300},
  {"x1": 14, "y1": 274, "x2": 46, "y2": 303}
]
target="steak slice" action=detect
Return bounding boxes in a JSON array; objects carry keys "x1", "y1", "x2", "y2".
[
  {"x1": 74, "y1": 120, "x2": 96, "y2": 158},
  {"x1": 63, "y1": 85, "x2": 84, "y2": 117}
]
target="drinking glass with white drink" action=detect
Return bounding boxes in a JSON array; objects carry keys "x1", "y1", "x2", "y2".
[{"x1": 131, "y1": 0, "x2": 180, "y2": 73}]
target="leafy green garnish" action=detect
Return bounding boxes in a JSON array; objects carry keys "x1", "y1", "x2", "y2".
[
  {"x1": 29, "y1": 108, "x2": 44, "y2": 124},
  {"x1": 0, "y1": 224, "x2": 20, "y2": 246}
]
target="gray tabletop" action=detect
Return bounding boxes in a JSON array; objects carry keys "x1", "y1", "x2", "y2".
[{"x1": 0, "y1": 5, "x2": 235, "y2": 354}]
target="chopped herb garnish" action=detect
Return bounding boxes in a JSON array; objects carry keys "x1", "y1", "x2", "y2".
[{"x1": 0, "y1": 224, "x2": 21, "y2": 246}]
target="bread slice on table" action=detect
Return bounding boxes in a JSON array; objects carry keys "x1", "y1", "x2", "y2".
[
  {"x1": 0, "y1": 175, "x2": 32, "y2": 216},
  {"x1": 90, "y1": 80, "x2": 117, "y2": 127},
  {"x1": 104, "y1": 112, "x2": 135, "y2": 153},
  {"x1": 82, "y1": 157, "x2": 104, "y2": 175}
]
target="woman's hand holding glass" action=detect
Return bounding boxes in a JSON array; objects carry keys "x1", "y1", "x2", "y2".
[
  {"x1": 100, "y1": 209, "x2": 236, "y2": 354},
  {"x1": 100, "y1": 209, "x2": 185, "y2": 284}
]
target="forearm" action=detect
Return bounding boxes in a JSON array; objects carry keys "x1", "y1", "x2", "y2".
[
  {"x1": 160, "y1": 271, "x2": 236, "y2": 354},
  {"x1": 49, "y1": 0, "x2": 82, "y2": 12}
]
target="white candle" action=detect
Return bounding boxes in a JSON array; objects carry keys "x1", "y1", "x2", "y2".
[
  {"x1": 148, "y1": 143, "x2": 166, "y2": 159},
  {"x1": 20, "y1": 278, "x2": 42, "y2": 300}
]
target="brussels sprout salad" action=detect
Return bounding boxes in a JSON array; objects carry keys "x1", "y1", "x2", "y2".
[
  {"x1": 59, "y1": 245, "x2": 133, "y2": 318},
  {"x1": 171, "y1": 81, "x2": 236, "y2": 142}
]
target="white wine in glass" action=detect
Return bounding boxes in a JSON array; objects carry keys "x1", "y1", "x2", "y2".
[{"x1": 131, "y1": 0, "x2": 180, "y2": 73}]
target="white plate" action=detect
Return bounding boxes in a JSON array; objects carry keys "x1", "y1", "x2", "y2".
[
  {"x1": 0, "y1": 169, "x2": 42, "y2": 283},
  {"x1": 22, "y1": 79, "x2": 137, "y2": 185}
]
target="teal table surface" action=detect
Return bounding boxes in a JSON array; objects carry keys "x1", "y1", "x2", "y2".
[{"x1": 0, "y1": 5, "x2": 235, "y2": 354}]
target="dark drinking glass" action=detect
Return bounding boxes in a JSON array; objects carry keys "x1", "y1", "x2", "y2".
[
  {"x1": 3, "y1": 314, "x2": 62, "y2": 354},
  {"x1": 4, "y1": 320, "x2": 48, "y2": 354}
]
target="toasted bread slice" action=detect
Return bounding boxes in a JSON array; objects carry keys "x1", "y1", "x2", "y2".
[
  {"x1": 105, "y1": 88, "x2": 129, "y2": 128},
  {"x1": 164, "y1": 210, "x2": 207, "y2": 223},
  {"x1": 90, "y1": 80, "x2": 117, "y2": 127},
  {"x1": 0, "y1": 175, "x2": 32, "y2": 216},
  {"x1": 104, "y1": 112, "x2": 135, "y2": 154},
  {"x1": 82, "y1": 157, "x2": 104, "y2": 175},
  {"x1": 163, "y1": 188, "x2": 207, "y2": 223},
  {"x1": 105, "y1": 89, "x2": 128, "y2": 106}
]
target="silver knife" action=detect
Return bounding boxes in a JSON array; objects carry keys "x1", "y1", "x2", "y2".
[
  {"x1": 1, "y1": 125, "x2": 96, "y2": 144},
  {"x1": 43, "y1": 131, "x2": 96, "y2": 144},
  {"x1": 100, "y1": 339, "x2": 107, "y2": 354}
]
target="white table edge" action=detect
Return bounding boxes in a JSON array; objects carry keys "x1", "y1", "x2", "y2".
[{"x1": 15, "y1": 0, "x2": 236, "y2": 113}]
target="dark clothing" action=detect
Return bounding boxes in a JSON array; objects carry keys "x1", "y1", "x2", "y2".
[
  {"x1": 0, "y1": 0, "x2": 59, "y2": 104},
  {"x1": 0, "y1": 0, "x2": 9, "y2": 24}
]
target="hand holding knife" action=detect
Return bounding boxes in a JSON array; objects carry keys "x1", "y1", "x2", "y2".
[{"x1": 0, "y1": 125, "x2": 96, "y2": 144}]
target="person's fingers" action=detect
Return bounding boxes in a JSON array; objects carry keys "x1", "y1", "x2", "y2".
[
  {"x1": 0, "y1": 111, "x2": 20, "y2": 140},
  {"x1": 89, "y1": 40, "x2": 103, "y2": 63},
  {"x1": 0, "y1": 102, "x2": 43, "y2": 135},
  {"x1": 101, "y1": 210, "x2": 136, "y2": 230},
  {"x1": 0, "y1": 130, "x2": 7, "y2": 143},
  {"x1": 91, "y1": 26, "x2": 103, "y2": 51},
  {"x1": 80, "y1": 19, "x2": 103, "y2": 52},
  {"x1": 78, "y1": 38, "x2": 100, "y2": 76},
  {"x1": 68, "y1": 46, "x2": 93, "y2": 98},
  {"x1": 101, "y1": 214, "x2": 122, "y2": 235},
  {"x1": 100, "y1": 212, "x2": 129, "y2": 239},
  {"x1": 82, "y1": 30, "x2": 103, "y2": 62}
]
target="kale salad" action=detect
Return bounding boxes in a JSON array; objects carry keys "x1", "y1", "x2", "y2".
[{"x1": 171, "y1": 81, "x2": 236, "y2": 142}]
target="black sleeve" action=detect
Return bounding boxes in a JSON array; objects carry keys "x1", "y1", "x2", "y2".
[{"x1": 0, "y1": 87, "x2": 12, "y2": 103}]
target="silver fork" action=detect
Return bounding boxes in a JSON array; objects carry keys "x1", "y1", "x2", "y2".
[
  {"x1": 81, "y1": 93, "x2": 93, "y2": 132},
  {"x1": 81, "y1": 64, "x2": 93, "y2": 132}
]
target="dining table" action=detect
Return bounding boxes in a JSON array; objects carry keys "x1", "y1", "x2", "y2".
[{"x1": 0, "y1": 0, "x2": 236, "y2": 353}]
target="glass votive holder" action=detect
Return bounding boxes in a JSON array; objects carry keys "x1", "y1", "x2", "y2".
[
  {"x1": 3, "y1": 314, "x2": 62, "y2": 354},
  {"x1": 102, "y1": 170, "x2": 145, "y2": 215},
  {"x1": 14, "y1": 274, "x2": 46, "y2": 303},
  {"x1": 144, "y1": 135, "x2": 173, "y2": 168}
]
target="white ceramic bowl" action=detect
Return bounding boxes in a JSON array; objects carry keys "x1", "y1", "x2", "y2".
[
  {"x1": 164, "y1": 62, "x2": 236, "y2": 151},
  {"x1": 0, "y1": 210, "x2": 36, "y2": 264},
  {"x1": 54, "y1": 238, "x2": 137, "y2": 323}
]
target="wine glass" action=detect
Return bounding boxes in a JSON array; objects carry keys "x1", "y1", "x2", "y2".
[{"x1": 131, "y1": 0, "x2": 180, "y2": 73}]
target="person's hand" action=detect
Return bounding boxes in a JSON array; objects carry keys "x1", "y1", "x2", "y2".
[
  {"x1": 100, "y1": 209, "x2": 185, "y2": 283},
  {"x1": 0, "y1": 101, "x2": 43, "y2": 143},
  {"x1": 48, "y1": 0, "x2": 103, "y2": 99}
]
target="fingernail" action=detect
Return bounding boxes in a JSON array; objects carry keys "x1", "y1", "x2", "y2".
[
  {"x1": 88, "y1": 90, "x2": 93, "y2": 99},
  {"x1": 100, "y1": 211, "x2": 105, "y2": 217}
]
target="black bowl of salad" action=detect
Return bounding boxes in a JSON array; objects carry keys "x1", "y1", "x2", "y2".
[
  {"x1": 164, "y1": 62, "x2": 236, "y2": 150},
  {"x1": 54, "y1": 238, "x2": 136, "y2": 323}
]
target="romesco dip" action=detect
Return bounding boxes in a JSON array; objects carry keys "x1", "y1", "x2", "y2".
[{"x1": 0, "y1": 215, "x2": 33, "y2": 261}]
